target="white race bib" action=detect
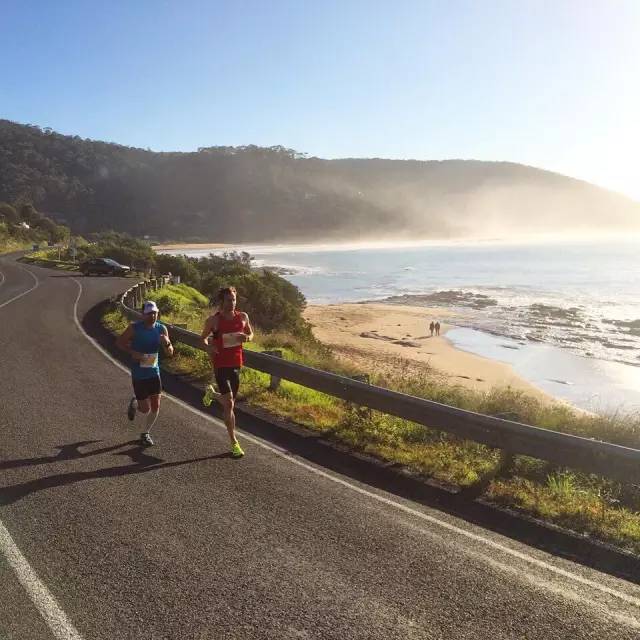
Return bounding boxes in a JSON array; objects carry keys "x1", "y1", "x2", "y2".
[
  {"x1": 140, "y1": 353, "x2": 158, "y2": 368},
  {"x1": 222, "y1": 332, "x2": 244, "y2": 348}
]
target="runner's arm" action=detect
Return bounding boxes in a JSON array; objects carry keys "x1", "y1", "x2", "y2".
[
  {"x1": 241, "y1": 313, "x2": 254, "y2": 342},
  {"x1": 201, "y1": 315, "x2": 219, "y2": 354},
  {"x1": 116, "y1": 323, "x2": 143, "y2": 361},
  {"x1": 160, "y1": 326, "x2": 174, "y2": 357}
]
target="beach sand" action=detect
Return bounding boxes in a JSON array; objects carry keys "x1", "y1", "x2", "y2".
[{"x1": 303, "y1": 302, "x2": 555, "y2": 403}]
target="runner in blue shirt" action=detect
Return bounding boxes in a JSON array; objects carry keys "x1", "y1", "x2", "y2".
[{"x1": 116, "y1": 300, "x2": 174, "y2": 446}]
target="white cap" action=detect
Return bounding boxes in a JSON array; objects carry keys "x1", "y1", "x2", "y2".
[{"x1": 143, "y1": 300, "x2": 159, "y2": 314}]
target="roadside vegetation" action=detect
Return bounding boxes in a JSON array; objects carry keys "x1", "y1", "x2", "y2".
[
  {"x1": 102, "y1": 273, "x2": 640, "y2": 554},
  {"x1": 0, "y1": 202, "x2": 70, "y2": 254}
]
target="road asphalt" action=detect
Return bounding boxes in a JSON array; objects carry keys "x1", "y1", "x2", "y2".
[{"x1": 1, "y1": 253, "x2": 640, "y2": 639}]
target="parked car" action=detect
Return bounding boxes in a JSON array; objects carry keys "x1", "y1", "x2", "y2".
[{"x1": 80, "y1": 257, "x2": 131, "y2": 277}]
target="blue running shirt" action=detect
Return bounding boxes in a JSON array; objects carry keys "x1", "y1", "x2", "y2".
[{"x1": 131, "y1": 320, "x2": 165, "y2": 380}]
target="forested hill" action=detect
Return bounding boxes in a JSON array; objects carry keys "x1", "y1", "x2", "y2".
[{"x1": 1, "y1": 119, "x2": 639, "y2": 242}]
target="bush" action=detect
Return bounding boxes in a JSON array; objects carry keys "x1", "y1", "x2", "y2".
[
  {"x1": 168, "y1": 250, "x2": 313, "y2": 339},
  {"x1": 155, "y1": 254, "x2": 201, "y2": 287},
  {"x1": 76, "y1": 231, "x2": 155, "y2": 267},
  {"x1": 154, "y1": 284, "x2": 208, "y2": 316},
  {"x1": 0, "y1": 203, "x2": 18, "y2": 224},
  {"x1": 0, "y1": 201, "x2": 71, "y2": 248},
  {"x1": 89, "y1": 233, "x2": 314, "y2": 341}
]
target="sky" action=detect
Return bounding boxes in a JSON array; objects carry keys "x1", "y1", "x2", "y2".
[{"x1": 1, "y1": 0, "x2": 639, "y2": 200}]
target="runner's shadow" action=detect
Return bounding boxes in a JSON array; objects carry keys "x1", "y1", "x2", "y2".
[
  {"x1": 0, "y1": 440, "x2": 139, "y2": 471},
  {"x1": 0, "y1": 450, "x2": 231, "y2": 506}
]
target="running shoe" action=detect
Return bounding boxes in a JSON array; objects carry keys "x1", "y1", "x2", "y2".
[
  {"x1": 231, "y1": 441, "x2": 244, "y2": 458},
  {"x1": 140, "y1": 432, "x2": 154, "y2": 446},
  {"x1": 202, "y1": 384, "x2": 216, "y2": 407},
  {"x1": 127, "y1": 397, "x2": 137, "y2": 421}
]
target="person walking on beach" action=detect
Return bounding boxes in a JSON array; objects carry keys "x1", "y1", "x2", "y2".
[
  {"x1": 429, "y1": 320, "x2": 435, "y2": 337},
  {"x1": 435, "y1": 321, "x2": 441, "y2": 336},
  {"x1": 117, "y1": 300, "x2": 174, "y2": 446},
  {"x1": 201, "y1": 286, "x2": 254, "y2": 458}
]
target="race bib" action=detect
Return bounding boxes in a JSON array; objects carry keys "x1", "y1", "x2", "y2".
[
  {"x1": 140, "y1": 353, "x2": 158, "y2": 368},
  {"x1": 222, "y1": 332, "x2": 244, "y2": 348}
]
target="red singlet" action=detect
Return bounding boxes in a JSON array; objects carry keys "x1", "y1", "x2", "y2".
[{"x1": 212, "y1": 310, "x2": 245, "y2": 368}]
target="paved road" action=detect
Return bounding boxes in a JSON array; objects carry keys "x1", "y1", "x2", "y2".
[{"x1": 1, "y1": 253, "x2": 640, "y2": 639}]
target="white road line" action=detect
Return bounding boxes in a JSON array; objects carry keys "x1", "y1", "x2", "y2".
[
  {"x1": 0, "y1": 522, "x2": 84, "y2": 640},
  {"x1": 71, "y1": 279, "x2": 640, "y2": 611},
  {"x1": 0, "y1": 262, "x2": 39, "y2": 310},
  {"x1": 0, "y1": 267, "x2": 84, "y2": 640},
  {"x1": 0, "y1": 269, "x2": 5, "y2": 287}
]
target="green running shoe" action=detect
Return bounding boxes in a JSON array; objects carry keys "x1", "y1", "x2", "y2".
[
  {"x1": 202, "y1": 384, "x2": 216, "y2": 407},
  {"x1": 231, "y1": 441, "x2": 245, "y2": 458}
]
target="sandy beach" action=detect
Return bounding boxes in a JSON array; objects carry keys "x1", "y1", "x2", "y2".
[{"x1": 303, "y1": 302, "x2": 555, "y2": 403}]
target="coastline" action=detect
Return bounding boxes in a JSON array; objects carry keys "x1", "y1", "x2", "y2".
[
  {"x1": 153, "y1": 242, "x2": 227, "y2": 251},
  {"x1": 156, "y1": 242, "x2": 640, "y2": 413},
  {"x1": 303, "y1": 302, "x2": 558, "y2": 404}
]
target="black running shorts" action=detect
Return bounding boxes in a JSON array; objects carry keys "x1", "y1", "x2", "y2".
[
  {"x1": 132, "y1": 375, "x2": 162, "y2": 401},
  {"x1": 214, "y1": 367, "x2": 240, "y2": 398}
]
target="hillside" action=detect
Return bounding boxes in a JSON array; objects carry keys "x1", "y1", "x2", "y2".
[{"x1": 1, "y1": 119, "x2": 638, "y2": 242}]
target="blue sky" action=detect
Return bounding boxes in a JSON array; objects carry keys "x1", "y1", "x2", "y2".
[{"x1": 2, "y1": 0, "x2": 639, "y2": 200}]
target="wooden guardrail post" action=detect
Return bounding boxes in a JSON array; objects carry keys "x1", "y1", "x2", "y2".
[
  {"x1": 349, "y1": 373, "x2": 372, "y2": 419},
  {"x1": 460, "y1": 448, "x2": 515, "y2": 500},
  {"x1": 263, "y1": 350, "x2": 283, "y2": 390}
]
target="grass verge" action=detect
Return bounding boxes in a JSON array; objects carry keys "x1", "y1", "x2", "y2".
[
  {"x1": 0, "y1": 240, "x2": 31, "y2": 255},
  {"x1": 20, "y1": 248, "x2": 80, "y2": 271}
]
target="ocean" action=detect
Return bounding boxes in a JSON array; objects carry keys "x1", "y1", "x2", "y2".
[{"x1": 160, "y1": 239, "x2": 640, "y2": 413}]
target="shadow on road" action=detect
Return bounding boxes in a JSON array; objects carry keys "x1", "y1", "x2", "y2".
[
  {"x1": 0, "y1": 439, "x2": 232, "y2": 507},
  {"x1": 0, "y1": 440, "x2": 138, "y2": 470}
]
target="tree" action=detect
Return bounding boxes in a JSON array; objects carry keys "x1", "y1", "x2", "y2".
[
  {"x1": 52, "y1": 224, "x2": 70, "y2": 243},
  {"x1": 155, "y1": 254, "x2": 201, "y2": 286},
  {"x1": 0, "y1": 202, "x2": 18, "y2": 224},
  {"x1": 33, "y1": 216, "x2": 56, "y2": 235},
  {"x1": 19, "y1": 203, "x2": 41, "y2": 225}
]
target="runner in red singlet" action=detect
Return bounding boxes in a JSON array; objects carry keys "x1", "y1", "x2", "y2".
[{"x1": 200, "y1": 286, "x2": 253, "y2": 457}]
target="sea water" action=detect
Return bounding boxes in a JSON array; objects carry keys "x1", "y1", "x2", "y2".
[{"x1": 162, "y1": 239, "x2": 640, "y2": 413}]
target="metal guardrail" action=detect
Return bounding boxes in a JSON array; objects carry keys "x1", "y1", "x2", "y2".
[{"x1": 118, "y1": 280, "x2": 640, "y2": 485}]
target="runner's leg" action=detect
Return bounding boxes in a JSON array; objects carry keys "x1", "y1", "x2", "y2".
[
  {"x1": 214, "y1": 368, "x2": 243, "y2": 456},
  {"x1": 145, "y1": 393, "x2": 161, "y2": 433},
  {"x1": 219, "y1": 392, "x2": 236, "y2": 443},
  {"x1": 136, "y1": 397, "x2": 151, "y2": 427}
]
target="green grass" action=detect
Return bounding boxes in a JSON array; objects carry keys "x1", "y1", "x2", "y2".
[
  {"x1": 103, "y1": 308, "x2": 129, "y2": 334},
  {"x1": 0, "y1": 239, "x2": 31, "y2": 254},
  {"x1": 488, "y1": 474, "x2": 640, "y2": 550},
  {"x1": 20, "y1": 249, "x2": 80, "y2": 271},
  {"x1": 101, "y1": 292, "x2": 640, "y2": 554}
]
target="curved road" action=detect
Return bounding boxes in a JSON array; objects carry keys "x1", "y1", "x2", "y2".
[{"x1": 1, "y1": 253, "x2": 640, "y2": 639}]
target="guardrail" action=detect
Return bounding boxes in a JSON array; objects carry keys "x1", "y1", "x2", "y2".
[{"x1": 119, "y1": 279, "x2": 640, "y2": 485}]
